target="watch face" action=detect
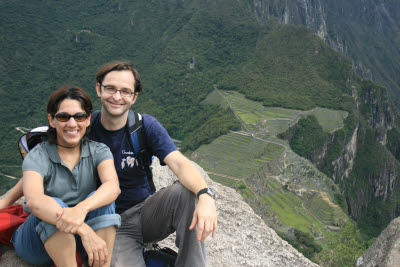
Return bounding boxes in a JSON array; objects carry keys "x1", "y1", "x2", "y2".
[{"x1": 207, "y1": 188, "x2": 216, "y2": 198}]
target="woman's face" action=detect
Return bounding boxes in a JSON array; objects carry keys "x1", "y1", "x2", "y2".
[{"x1": 48, "y1": 99, "x2": 90, "y2": 147}]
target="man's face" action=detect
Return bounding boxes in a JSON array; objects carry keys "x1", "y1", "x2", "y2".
[{"x1": 96, "y1": 70, "x2": 138, "y2": 118}]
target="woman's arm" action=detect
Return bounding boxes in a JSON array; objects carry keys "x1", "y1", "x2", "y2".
[
  {"x1": 76, "y1": 158, "x2": 121, "y2": 212},
  {"x1": 56, "y1": 159, "x2": 120, "y2": 233},
  {"x1": 23, "y1": 170, "x2": 64, "y2": 225},
  {"x1": 24, "y1": 170, "x2": 109, "y2": 265},
  {"x1": 0, "y1": 178, "x2": 24, "y2": 209}
]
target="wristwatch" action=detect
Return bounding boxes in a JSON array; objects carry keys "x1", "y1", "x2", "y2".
[{"x1": 197, "y1": 188, "x2": 216, "y2": 200}]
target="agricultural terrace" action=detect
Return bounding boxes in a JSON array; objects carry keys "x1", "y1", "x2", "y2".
[
  {"x1": 248, "y1": 168, "x2": 347, "y2": 235},
  {"x1": 194, "y1": 89, "x2": 349, "y2": 237},
  {"x1": 192, "y1": 132, "x2": 285, "y2": 179},
  {"x1": 216, "y1": 90, "x2": 348, "y2": 135}
]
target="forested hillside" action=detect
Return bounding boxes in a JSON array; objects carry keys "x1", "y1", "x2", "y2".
[
  {"x1": 247, "y1": 0, "x2": 400, "y2": 105},
  {"x1": 1, "y1": 1, "x2": 400, "y2": 264}
]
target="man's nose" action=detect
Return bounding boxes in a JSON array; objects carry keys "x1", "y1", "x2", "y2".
[{"x1": 113, "y1": 90, "x2": 123, "y2": 100}]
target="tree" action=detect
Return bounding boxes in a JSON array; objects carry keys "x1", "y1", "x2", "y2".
[{"x1": 317, "y1": 222, "x2": 372, "y2": 267}]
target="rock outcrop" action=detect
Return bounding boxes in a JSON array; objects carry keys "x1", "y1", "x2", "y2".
[
  {"x1": 356, "y1": 217, "x2": 400, "y2": 267},
  {"x1": 0, "y1": 159, "x2": 318, "y2": 267}
]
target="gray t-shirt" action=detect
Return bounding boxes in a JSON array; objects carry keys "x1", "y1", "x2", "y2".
[{"x1": 22, "y1": 140, "x2": 113, "y2": 206}]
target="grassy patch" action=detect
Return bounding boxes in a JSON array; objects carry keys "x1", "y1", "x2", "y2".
[
  {"x1": 312, "y1": 107, "x2": 348, "y2": 133},
  {"x1": 208, "y1": 174, "x2": 238, "y2": 187}
]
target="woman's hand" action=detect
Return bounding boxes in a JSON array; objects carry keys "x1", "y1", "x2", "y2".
[
  {"x1": 78, "y1": 224, "x2": 108, "y2": 267},
  {"x1": 56, "y1": 206, "x2": 88, "y2": 234}
]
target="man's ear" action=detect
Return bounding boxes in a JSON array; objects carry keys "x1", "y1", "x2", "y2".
[
  {"x1": 131, "y1": 92, "x2": 139, "y2": 105},
  {"x1": 96, "y1": 83, "x2": 101, "y2": 97},
  {"x1": 48, "y1": 114, "x2": 55, "y2": 128}
]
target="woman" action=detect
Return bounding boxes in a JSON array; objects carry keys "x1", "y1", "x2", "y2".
[{"x1": 11, "y1": 86, "x2": 121, "y2": 267}]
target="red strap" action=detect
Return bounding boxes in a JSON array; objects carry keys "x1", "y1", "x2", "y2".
[{"x1": 0, "y1": 205, "x2": 29, "y2": 246}]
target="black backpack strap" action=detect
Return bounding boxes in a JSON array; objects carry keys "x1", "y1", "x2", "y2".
[
  {"x1": 90, "y1": 110, "x2": 101, "y2": 124},
  {"x1": 126, "y1": 110, "x2": 156, "y2": 192}
]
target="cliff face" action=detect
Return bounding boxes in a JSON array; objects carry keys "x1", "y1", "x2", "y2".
[
  {"x1": 248, "y1": 0, "x2": 400, "y2": 103},
  {"x1": 279, "y1": 77, "x2": 400, "y2": 234},
  {"x1": 356, "y1": 216, "x2": 400, "y2": 267},
  {"x1": 344, "y1": 81, "x2": 400, "y2": 221},
  {"x1": 0, "y1": 160, "x2": 318, "y2": 267}
]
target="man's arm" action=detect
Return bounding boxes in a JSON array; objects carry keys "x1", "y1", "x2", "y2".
[
  {"x1": 0, "y1": 178, "x2": 24, "y2": 209},
  {"x1": 163, "y1": 150, "x2": 217, "y2": 241}
]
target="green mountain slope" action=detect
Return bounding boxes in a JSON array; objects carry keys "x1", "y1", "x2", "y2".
[
  {"x1": 0, "y1": 1, "x2": 399, "y2": 263},
  {"x1": 247, "y1": 0, "x2": 400, "y2": 105}
]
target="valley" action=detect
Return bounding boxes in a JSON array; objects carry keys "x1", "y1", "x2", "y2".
[{"x1": 191, "y1": 90, "x2": 348, "y2": 243}]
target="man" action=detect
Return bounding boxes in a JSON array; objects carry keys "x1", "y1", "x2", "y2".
[{"x1": 1, "y1": 61, "x2": 217, "y2": 267}]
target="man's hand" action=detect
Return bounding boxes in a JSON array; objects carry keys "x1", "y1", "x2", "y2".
[
  {"x1": 189, "y1": 194, "x2": 217, "y2": 241},
  {"x1": 78, "y1": 224, "x2": 108, "y2": 267},
  {"x1": 56, "y1": 206, "x2": 87, "y2": 234}
]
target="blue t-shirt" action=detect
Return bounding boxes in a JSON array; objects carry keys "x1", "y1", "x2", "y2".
[{"x1": 90, "y1": 112, "x2": 177, "y2": 214}]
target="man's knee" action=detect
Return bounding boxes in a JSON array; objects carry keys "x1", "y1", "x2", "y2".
[{"x1": 169, "y1": 181, "x2": 196, "y2": 205}]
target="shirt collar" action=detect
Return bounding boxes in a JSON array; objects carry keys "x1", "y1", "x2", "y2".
[{"x1": 45, "y1": 141, "x2": 90, "y2": 163}]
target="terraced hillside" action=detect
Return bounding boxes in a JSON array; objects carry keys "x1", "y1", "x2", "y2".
[
  {"x1": 192, "y1": 132, "x2": 285, "y2": 179},
  {"x1": 193, "y1": 89, "x2": 349, "y2": 238},
  {"x1": 215, "y1": 90, "x2": 348, "y2": 137}
]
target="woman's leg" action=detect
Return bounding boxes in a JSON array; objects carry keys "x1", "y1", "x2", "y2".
[
  {"x1": 11, "y1": 197, "x2": 71, "y2": 265},
  {"x1": 82, "y1": 192, "x2": 121, "y2": 266},
  {"x1": 96, "y1": 226, "x2": 116, "y2": 266},
  {"x1": 44, "y1": 230, "x2": 77, "y2": 267},
  {"x1": 11, "y1": 213, "x2": 54, "y2": 265}
]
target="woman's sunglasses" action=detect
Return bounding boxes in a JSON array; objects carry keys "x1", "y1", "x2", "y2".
[{"x1": 54, "y1": 113, "x2": 89, "y2": 122}]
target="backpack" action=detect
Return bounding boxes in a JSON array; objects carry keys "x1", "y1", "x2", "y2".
[{"x1": 17, "y1": 110, "x2": 157, "y2": 192}]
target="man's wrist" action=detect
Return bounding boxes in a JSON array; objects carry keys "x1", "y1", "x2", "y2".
[{"x1": 197, "y1": 188, "x2": 216, "y2": 200}]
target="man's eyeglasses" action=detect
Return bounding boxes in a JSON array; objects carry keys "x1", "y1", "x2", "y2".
[
  {"x1": 101, "y1": 85, "x2": 134, "y2": 97},
  {"x1": 54, "y1": 113, "x2": 89, "y2": 122}
]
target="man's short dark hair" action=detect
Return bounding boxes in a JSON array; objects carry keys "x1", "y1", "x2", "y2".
[{"x1": 96, "y1": 61, "x2": 143, "y2": 94}]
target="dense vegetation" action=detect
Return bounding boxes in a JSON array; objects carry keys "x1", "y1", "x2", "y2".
[
  {"x1": 280, "y1": 229, "x2": 322, "y2": 261},
  {"x1": 1, "y1": 1, "x2": 400, "y2": 264},
  {"x1": 317, "y1": 222, "x2": 374, "y2": 267},
  {"x1": 279, "y1": 115, "x2": 329, "y2": 160}
]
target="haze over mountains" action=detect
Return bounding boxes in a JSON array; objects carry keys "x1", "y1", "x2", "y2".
[{"x1": 1, "y1": 1, "x2": 400, "y2": 265}]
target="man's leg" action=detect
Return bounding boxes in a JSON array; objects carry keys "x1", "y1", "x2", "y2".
[
  {"x1": 141, "y1": 181, "x2": 206, "y2": 267},
  {"x1": 111, "y1": 203, "x2": 146, "y2": 267}
]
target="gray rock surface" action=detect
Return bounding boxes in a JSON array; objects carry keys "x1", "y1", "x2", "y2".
[
  {"x1": 356, "y1": 217, "x2": 400, "y2": 267},
  {"x1": 1, "y1": 160, "x2": 318, "y2": 266}
]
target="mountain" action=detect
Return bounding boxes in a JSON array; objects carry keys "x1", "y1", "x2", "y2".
[
  {"x1": 0, "y1": 0, "x2": 399, "y2": 265},
  {"x1": 248, "y1": 0, "x2": 400, "y2": 105}
]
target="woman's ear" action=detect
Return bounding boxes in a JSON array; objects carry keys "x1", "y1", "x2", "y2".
[
  {"x1": 86, "y1": 114, "x2": 91, "y2": 127},
  {"x1": 48, "y1": 114, "x2": 55, "y2": 128}
]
